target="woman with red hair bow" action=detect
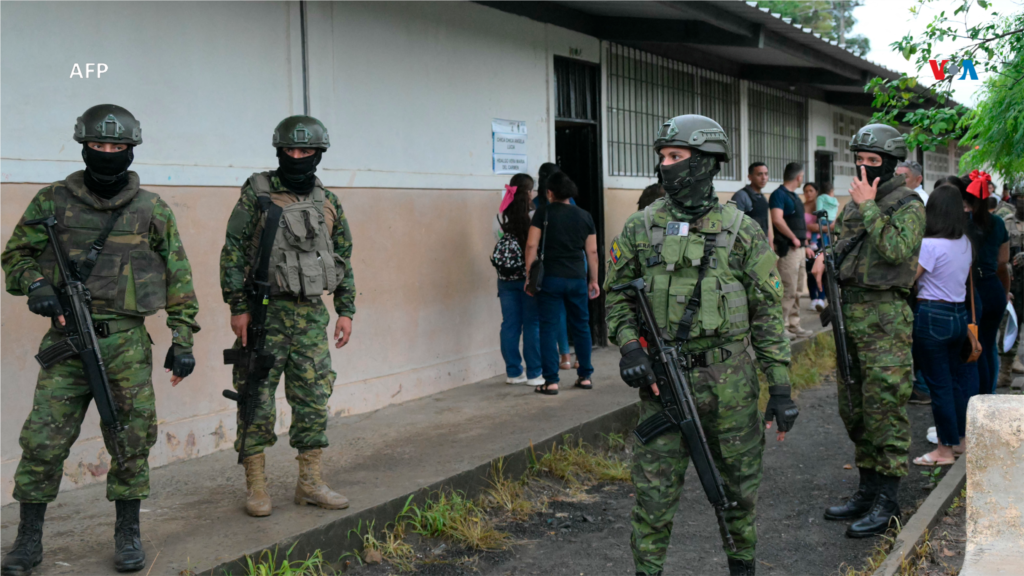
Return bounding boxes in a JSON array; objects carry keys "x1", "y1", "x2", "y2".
[{"x1": 961, "y1": 170, "x2": 1010, "y2": 394}]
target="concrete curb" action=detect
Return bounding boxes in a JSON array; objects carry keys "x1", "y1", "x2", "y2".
[
  {"x1": 872, "y1": 456, "x2": 968, "y2": 576},
  {"x1": 204, "y1": 400, "x2": 640, "y2": 575}
]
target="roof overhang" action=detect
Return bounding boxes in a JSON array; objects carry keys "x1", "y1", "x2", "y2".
[{"x1": 477, "y1": 0, "x2": 942, "y2": 116}]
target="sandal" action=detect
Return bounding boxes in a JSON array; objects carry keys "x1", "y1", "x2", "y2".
[
  {"x1": 913, "y1": 453, "x2": 955, "y2": 467},
  {"x1": 534, "y1": 383, "x2": 559, "y2": 396},
  {"x1": 573, "y1": 377, "x2": 592, "y2": 390},
  {"x1": 559, "y1": 354, "x2": 572, "y2": 370}
]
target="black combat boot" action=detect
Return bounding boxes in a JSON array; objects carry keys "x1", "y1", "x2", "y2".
[
  {"x1": 1, "y1": 503, "x2": 46, "y2": 575},
  {"x1": 728, "y1": 558, "x2": 756, "y2": 575},
  {"x1": 847, "y1": 475, "x2": 902, "y2": 538},
  {"x1": 113, "y1": 500, "x2": 146, "y2": 572},
  {"x1": 824, "y1": 467, "x2": 877, "y2": 520}
]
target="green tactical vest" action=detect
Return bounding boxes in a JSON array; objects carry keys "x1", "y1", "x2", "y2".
[
  {"x1": 36, "y1": 171, "x2": 166, "y2": 316},
  {"x1": 638, "y1": 200, "x2": 748, "y2": 346},
  {"x1": 835, "y1": 183, "x2": 920, "y2": 291},
  {"x1": 248, "y1": 173, "x2": 345, "y2": 298},
  {"x1": 1000, "y1": 210, "x2": 1024, "y2": 253}
]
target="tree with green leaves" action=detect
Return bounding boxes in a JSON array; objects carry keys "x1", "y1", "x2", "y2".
[
  {"x1": 756, "y1": 1, "x2": 872, "y2": 56},
  {"x1": 866, "y1": 0, "x2": 1024, "y2": 185}
]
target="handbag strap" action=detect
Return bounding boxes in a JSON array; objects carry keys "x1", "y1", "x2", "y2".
[
  {"x1": 969, "y1": 269, "x2": 977, "y2": 324},
  {"x1": 539, "y1": 206, "x2": 549, "y2": 262}
]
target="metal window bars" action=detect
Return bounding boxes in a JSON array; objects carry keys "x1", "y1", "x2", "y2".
[
  {"x1": 748, "y1": 84, "x2": 808, "y2": 182},
  {"x1": 606, "y1": 43, "x2": 740, "y2": 180}
]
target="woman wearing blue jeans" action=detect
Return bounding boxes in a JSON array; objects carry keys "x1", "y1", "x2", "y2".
[
  {"x1": 495, "y1": 174, "x2": 544, "y2": 385},
  {"x1": 524, "y1": 171, "x2": 600, "y2": 394},
  {"x1": 911, "y1": 186, "x2": 974, "y2": 466}
]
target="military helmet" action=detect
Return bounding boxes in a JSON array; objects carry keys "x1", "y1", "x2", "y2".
[
  {"x1": 74, "y1": 104, "x2": 142, "y2": 146},
  {"x1": 273, "y1": 115, "x2": 330, "y2": 150},
  {"x1": 653, "y1": 114, "x2": 732, "y2": 162},
  {"x1": 849, "y1": 124, "x2": 907, "y2": 160}
]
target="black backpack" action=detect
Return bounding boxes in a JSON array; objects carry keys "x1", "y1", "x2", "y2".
[{"x1": 490, "y1": 233, "x2": 526, "y2": 281}]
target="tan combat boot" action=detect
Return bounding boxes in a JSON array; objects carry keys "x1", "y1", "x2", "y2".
[
  {"x1": 294, "y1": 449, "x2": 350, "y2": 510},
  {"x1": 242, "y1": 453, "x2": 272, "y2": 517}
]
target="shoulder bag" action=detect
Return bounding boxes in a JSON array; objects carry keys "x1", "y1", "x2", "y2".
[{"x1": 962, "y1": 270, "x2": 982, "y2": 363}]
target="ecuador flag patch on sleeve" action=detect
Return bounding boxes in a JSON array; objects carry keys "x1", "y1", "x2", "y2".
[{"x1": 610, "y1": 239, "x2": 622, "y2": 264}]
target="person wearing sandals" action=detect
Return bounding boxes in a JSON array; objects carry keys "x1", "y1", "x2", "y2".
[
  {"x1": 524, "y1": 172, "x2": 599, "y2": 394},
  {"x1": 534, "y1": 162, "x2": 578, "y2": 372},
  {"x1": 606, "y1": 115, "x2": 797, "y2": 576},
  {"x1": 911, "y1": 186, "x2": 974, "y2": 467}
]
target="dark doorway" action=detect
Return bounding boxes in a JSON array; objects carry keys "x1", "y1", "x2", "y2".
[
  {"x1": 553, "y1": 56, "x2": 606, "y2": 346},
  {"x1": 814, "y1": 150, "x2": 835, "y2": 191}
]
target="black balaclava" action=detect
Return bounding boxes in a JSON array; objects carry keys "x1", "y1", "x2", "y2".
[
  {"x1": 82, "y1": 144, "x2": 134, "y2": 199},
  {"x1": 275, "y1": 148, "x2": 322, "y2": 194},
  {"x1": 658, "y1": 151, "x2": 720, "y2": 219},
  {"x1": 1015, "y1": 196, "x2": 1024, "y2": 221},
  {"x1": 858, "y1": 153, "x2": 900, "y2": 191}
]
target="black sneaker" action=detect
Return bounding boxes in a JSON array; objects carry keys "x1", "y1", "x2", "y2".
[{"x1": 908, "y1": 389, "x2": 931, "y2": 405}]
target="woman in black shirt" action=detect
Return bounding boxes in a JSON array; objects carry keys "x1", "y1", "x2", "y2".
[{"x1": 524, "y1": 172, "x2": 600, "y2": 394}]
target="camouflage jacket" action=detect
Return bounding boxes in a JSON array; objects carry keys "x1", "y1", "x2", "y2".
[
  {"x1": 220, "y1": 173, "x2": 356, "y2": 318},
  {"x1": 2, "y1": 172, "x2": 201, "y2": 350},
  {"x1": 834, "y1": 175, "x2": 925, "y2": 292},
  {"x1": 605, "y1": 199, "x2": 791, "y2": 387}
]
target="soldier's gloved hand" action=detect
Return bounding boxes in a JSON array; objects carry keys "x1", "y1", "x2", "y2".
[
  {"x1": 764, "y1": 386, "x2": 800, "y2": 432},
  {"x1": 164, "y1": 345, "x2": 196, "y2": 379},
  {"x1": 619, "y1": 341, "x2": 655, "y2": 388},
  {"x1": 27, "y1": 278, "x2": 62, "y2": 318}
]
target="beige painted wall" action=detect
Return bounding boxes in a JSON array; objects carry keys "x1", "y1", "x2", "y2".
[{"x1": 0, "y1": 183, "x2": 505, "y2": 503}]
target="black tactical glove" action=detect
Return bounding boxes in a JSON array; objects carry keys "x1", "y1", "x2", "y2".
[
  {"x1": 164, "y1": 346, "x2": 196, "y2": 379},
  {"x1": 619, "y1": 341, "x2": 656, "y2": 388},
  {"x1": 27, "y1": 278, "x2": 62, "y2": 318},
  {"x1": 764, "y1": 386, "x2": 800, "y2": 432}
]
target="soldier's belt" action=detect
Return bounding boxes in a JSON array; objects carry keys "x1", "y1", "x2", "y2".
[
  {"x1": 53, "y1": 316, "x2": 144, "y2": 339},
  {"x1": 673, "y1": 338, "x2": 749, "y2": 369},
  {"x1": 842, "y1": 290, "x2": 899, "y2": 304}
]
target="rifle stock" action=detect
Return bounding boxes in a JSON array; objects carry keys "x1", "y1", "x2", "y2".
[
  {"x1": 610, "y1": 278, "x2": 737, "y2": 551},
  {"x1": 815, "y1": 211, "x2": 855, "y2": 414},
  {"x1": 24, "y1": 216, "x2": 126, "y2": 468}
]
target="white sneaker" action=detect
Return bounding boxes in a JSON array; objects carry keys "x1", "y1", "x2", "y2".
[
  {"x1": 526, "y1": 376, "x2": 545, "y2": 386},
  {"x1": 506, "y1": 374, "x2": 527, "y2": 385},
  {"x1": 814, "y1": 299, "x2": 826, "y2": 312},
  {"x1": 926, "y1": 426, "x2": 938, "y2": 445}
]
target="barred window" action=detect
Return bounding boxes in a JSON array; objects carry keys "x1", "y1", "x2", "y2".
[
  {"x1": 606, "y1": 44, "x2": 740, "y2": 180},
  {"x1": 831, "y1": 111, "x2": 867, "y2": 178},
  {"x1": 748, "y1": 85, "x2": 807, "y2": 181},
  {"x1": 924, "y1": 143, "x2": 950, "y2": 187}
]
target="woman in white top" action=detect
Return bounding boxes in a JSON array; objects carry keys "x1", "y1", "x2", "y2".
[{"x1": 911, "y1": 185, "x2": 974, "y2": 466}]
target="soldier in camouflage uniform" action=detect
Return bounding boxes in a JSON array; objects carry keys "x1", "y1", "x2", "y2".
[
  {"x1": 220, "y1": 115, "x2": 354, "y2": 517},
  {"x1": 996, "y1": 183, "x2": 1024, "y2": 372},
  {"x1": 606, "y1": 115, "x2": 798, "y2": 576},
  {"x1": 1, "y1": 104, "x2": 200, "y2": 574},
  {"x1": 812, "y1": 124, "x2": 925, "y2": 538}
]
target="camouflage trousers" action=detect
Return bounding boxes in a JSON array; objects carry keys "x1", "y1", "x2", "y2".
[
  {"x1": 232, "y1": 298, "x2": 336, "y2": 457},
  {"x1": 631, "y1": 351, "x2": 764, "y2": 574},
  {"x1": 840, "y1": 299, "x2": 913, "y2": 477},
  {"x1": 14, "y1": 324, "x2": 157, "y2": 503}
]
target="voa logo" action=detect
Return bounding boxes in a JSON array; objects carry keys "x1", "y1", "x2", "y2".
[{"x1": 928, "y1": 59, "x2": 979, "y2": 81}]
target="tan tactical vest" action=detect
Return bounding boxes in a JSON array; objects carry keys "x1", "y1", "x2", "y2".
[
  {"x1": 248, "y1": 173, "x2": 345, "y2": 298},
  {"x1": 835, "y1": 184, "x2": 921, "y2": 291},
  {"x1": 639, "y1": 201, "x2": 748, "y2": 345},
  {"x1": 1001, "y1": 211, "x2": 1024, "y2": 253},
  {"x1": 36, "y1": 171, "x2": 166, "y2": 316}
]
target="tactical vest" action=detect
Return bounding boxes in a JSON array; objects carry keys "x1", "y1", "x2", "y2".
[
  {"x1": 735, "y1": 186, "x2": 770, "y2": 235},
  {"x1": 248, "y1": 173, "x2": 345, "y2": 298},
  {"x1": 773, "y1": 187, "x2": 806, "y2": 253},
  {"x1": 36, "y1": 172, "x2": 166, "y2": 316},
  {"x1": 638, "y1": 201, "x2": 748, "y2": 346},
  {"x1": 835, "y1": 185, "x2": 921, "y2": 291},
  {"x1": 1000, "y1": 210, "x2": 1024, "y2": 254}
]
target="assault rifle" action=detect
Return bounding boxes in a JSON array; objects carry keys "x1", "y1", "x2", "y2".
[
  {"x1": 222, "y1": 200, "x2": 282, "y2": 464},
  {"x1": 814, "y1": 210, "x2": 854, "y2": 414},
  {"x1": 26, "y1": 216, "x2": 126, "y2": 468},
  {"x1": 610, "y1": 278, "x2": 737, "y2": 551}
]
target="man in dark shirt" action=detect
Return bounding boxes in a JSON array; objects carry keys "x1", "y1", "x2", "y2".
[
  {"x1": 733, "y1": 162, "x2": 772, "y2": 242},
  {"x1": 770, "y1": 162, "x2": 813, "y2": 339}
]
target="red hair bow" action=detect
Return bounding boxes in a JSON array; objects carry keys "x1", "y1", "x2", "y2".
[
  {"x1": 499, "y1": 184, "x2": 517, "y2": 213},
  {"x1": 966, "y1": 170, "x2": 992, "y2": 199}
]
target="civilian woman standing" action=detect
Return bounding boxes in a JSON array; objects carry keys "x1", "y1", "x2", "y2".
[
  {"x1": 911, "y1": 186, "x2": 973, "y2": 466},
  {"x1": 534, "y1": 162, "x2": 577, "y2": 370},
  {"x1": 495, "y1": 174, "x2": 543, "y2": 385},
  {"x1": 962, "y1": 173, "x2": 1009, "y2": 394},
  {"x1": 802, "y1": 182, "x2": 825, "y2": 310},
  {"x1": 524, "y1": 172, "x2": 599, "y2": 394}
]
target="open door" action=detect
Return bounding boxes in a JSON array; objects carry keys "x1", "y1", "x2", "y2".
[
  {"x1": 814, "y1": 150, "x2": 835, "y2": 191},
  {"x1": 553, "y1": 56, "x2": 606, "y2": 346}
]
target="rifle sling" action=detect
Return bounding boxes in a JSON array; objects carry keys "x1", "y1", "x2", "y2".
[
  {"x1": 76, "y1": 206, "x2": 128, "y2": 282},
  {"x1": 675, "y1": 234, "x2": 718, "y2": 341}
]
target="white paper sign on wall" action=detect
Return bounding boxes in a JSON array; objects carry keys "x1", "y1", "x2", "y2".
[{"x1": 492, "y1": 119, "x2": 527, "y2": 175}]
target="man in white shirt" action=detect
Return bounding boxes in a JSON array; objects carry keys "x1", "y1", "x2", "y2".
[{"x1": 896, "y1": 160, "x2": 927, "y2": 204}]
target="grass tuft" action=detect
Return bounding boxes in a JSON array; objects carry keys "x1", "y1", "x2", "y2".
[
  {"x1": 402, "y1": 489, "x2": 512, "y2": 551},
  {"x1": 346, "y1": 518, "x2": 416, "y2": 572},
  {"x1": 482, "y1": 458, "x2": 536, "y2": 521},
  {"x1": 242, "y1": 544, "x2": 329, "y2": 576},
  {"x1": 535, "y1": 436, "x2": 632, "y2": 491}
]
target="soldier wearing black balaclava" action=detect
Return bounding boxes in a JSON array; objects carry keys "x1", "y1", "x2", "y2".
[{"x1": 220, "y1": 115, "x2": 356, "y2": 519}]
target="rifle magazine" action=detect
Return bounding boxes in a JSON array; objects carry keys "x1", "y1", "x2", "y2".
[
  {"x1": 35, "y1": 338, "x2": 80, "y2": 369},
  {"x1": 633, "y1": 409, "x2": 675, "y2": 445}
]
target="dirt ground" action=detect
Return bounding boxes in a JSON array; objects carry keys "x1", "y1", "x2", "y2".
[
  {"x1": 909, "y1": 490, "x2": 967, "y2": 576},
  {"x1": 341, "y1": 373, "x2": 951, "y2": 576}
]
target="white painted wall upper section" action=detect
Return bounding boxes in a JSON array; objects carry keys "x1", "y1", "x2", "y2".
[{"x1": 0, "y1": 1, "x2": 303, "y2": 187}]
